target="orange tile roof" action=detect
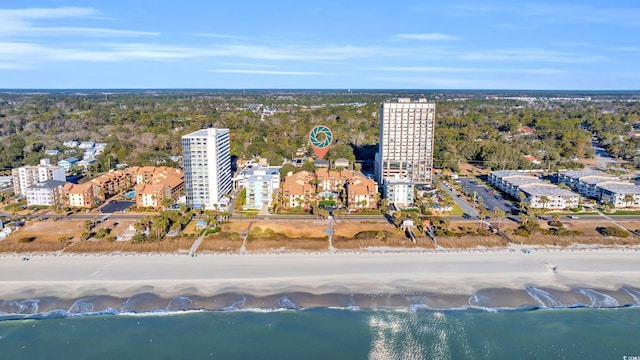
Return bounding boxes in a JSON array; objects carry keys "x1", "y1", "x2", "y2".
[
  {"x1": 282, "y1": 171, "x2": 314, "y2": 196},
  {"x1": 63, "y1": 182, "x2": 95, "y2": 194}
]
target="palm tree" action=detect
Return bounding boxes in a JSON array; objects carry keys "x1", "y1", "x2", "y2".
[
  {"x1": 540, "y1": 196, "x2": 550, "y2": 210},
  {"x1": 83, "y1": 219, "x2": 93, "y2": 231},
  {"x1": 623, "y1": 194, "x2": 635, "y2": 208},
  {"x1": 493, "y1": 207, "x2": 506, "y2": 231},
  {"x1": 519, "y1": 201, "x2": 528, "y2": 214},
  {"x1": 392, "y1": 210, "x2": 403, "y2": 227}
]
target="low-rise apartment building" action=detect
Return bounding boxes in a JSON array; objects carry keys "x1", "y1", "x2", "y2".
[
  {"x1": 315, "y1": 168, "x2": 354, "y2": 193},
  {"x1": 25, "y1": 180, "x2": 67, "y2": 207},
  {"x1": 62, "y1": 182, "x2": 100, "y2": 208},
  {"x1": 281, "y1": 171, "x2": 315, "y2": 210},
  {"x1": 383, "y1": 177, "x2": 414, "y2": 208},
  {"x1": 345, "y1": 176, "x2": 378, "y2": 211},
  {"x1": 597, "y1": 182, "x2": 640, "y2": 208},
  {"x1": 89, "y1": 170, "x2": 131, "y2": 199},
  {"x1": 518, "y1": 183, "x2": 580, "y2": 209},
  {"x1": 487, "y1": 170, "x2": 542, "y2": 197},
  {"x1": 134, "y1": 168, "x2": 185, "y2": 209},
  {"x1": 245, "y1": 172, "x2": 279, "y2": 211},
  {"x1": 489, "y1": 170, "x2": 580, "y2": 209}
]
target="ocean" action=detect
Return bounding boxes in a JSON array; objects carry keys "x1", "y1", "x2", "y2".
[{"x1": 1, "y1": 288, "x2": 640, "y2": 359}]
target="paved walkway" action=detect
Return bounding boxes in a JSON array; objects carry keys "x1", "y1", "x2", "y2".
[{"x1": 188, "y1": 232, "x2": 205, "y2": 256}]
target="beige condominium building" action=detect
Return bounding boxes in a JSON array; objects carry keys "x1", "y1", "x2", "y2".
[{"x1": 375, "y1": 98, "x2": 436, "y2": 186}]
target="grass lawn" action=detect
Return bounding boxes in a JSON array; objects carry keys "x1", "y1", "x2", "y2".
[
  {"x1": 448, "y1": 203, "x2": 465, "y2": 216},
  {"x1": 608, "y1": 210, "x2": 640, "y2": 216}
]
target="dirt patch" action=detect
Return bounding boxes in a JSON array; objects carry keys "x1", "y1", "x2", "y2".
[
  {"x1": 556, "y1": 219, "x2": 614, "y2": 236},
  {"x1": 614, "y1": 220, "x2": 640, "y2": 233},
  {"x1": 0, "y1": 219, "x2": 86, "y2": 252},
  {"x1": 228, "y1": 218, "x2": 399, "y2": 239},
  {"x1": 5, "y1": 219, "x2": 84, "y2": 242},
  {"x1": 198, "y1": 233, "x2": 242, "y2": 252}
]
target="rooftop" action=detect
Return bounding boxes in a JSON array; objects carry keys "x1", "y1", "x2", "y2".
[
  {"x1": 385, "y1": 177, "x2": 413, "y2": 185},
  {"x1": 559, "y1": 170, "x2": 601, "y2": 179},
  {"x1": 503, "y1": 176, "x2": 544, "y2": 187},
  {"x1": 597, "y1": 182, "x2": 640, "y2": 194},
  {"x1": 183, "y1": 128, "x2": 229, "y2": 138},
  {"x1": 519, "y1": 184, "x2": 579, "y2": 197},
  {"x1": 489, "y1": 170, "x2": 531, "y2": 178},
  {"x1": 578, "y1": 176, "x2": 619, "y2": 185},
  {"x1": 27, "y1": 179, "x2": 67, "y2": 190}
]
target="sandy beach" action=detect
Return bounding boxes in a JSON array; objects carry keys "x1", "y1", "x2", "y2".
[{"x1": 2, "y1": 247, "x2": 640, "y2": 303}]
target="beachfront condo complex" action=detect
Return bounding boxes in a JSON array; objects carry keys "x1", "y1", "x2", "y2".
[
  {"x1": 182, "y1": 128, "x2": 232, "y2": 209},
  {"x1": 375, "y1": 98, "x2": 436, "y2": 186}
]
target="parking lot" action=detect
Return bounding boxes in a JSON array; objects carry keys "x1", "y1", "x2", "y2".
[
  {"x1": 458, "y1": 177, "x2": 513, "y2": 214},
  {"x1": 99, "y1": 200, "x2": 135, "y2": 213}
]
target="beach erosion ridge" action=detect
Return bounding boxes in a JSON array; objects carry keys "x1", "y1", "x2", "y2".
[{"x1": 1, "y1": 246, "x2": 640, "y2": 319}]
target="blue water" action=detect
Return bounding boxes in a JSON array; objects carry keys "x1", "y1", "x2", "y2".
[
  {"x1": 1, "y1": 307, "x2": 639, "y2": 359},
  {"x1": 123, "y1": 191, "x2": 136, "y2": 199}
]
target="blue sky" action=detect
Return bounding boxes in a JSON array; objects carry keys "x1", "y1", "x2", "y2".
[{"x1": 1, "y1": 0, "x2": 639, "y2": 89}]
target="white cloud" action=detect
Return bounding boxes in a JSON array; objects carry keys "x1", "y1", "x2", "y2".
[
  {"x1": 22, "y1": 27, "x2": 159, "y2": 37},
  {"x1": 396, "y1": 33, "x2": 459, "y2": 41},
  {"x1": 0, "y1": 40, "x2": 384, "y2": 66},
  {"x1": 0, "y1": 62, "x2": 28, "y2": 69},
  {"x1": 371, "y1": 66, "x2": 478, "y2": 73},
  {"x1": 446, "y1": 2, "x2": 640, "y2": 26},
  {"x1": 0, "y1": 7, "x2": 98, "y2": 19},
  {"x1": 194, "y1": 33, "x2": 251, "y2": 40},
  {"x1": 209, "y1": 69, "x2": 329, "y2": 75},
  {"x1": 369, "y1": 75, "x2": 547, "y2": 89},
  {"x1": 459, "y1": 49, "x2": 606, "y2": 63},
  {"x1": 0, "y1": 6, "x2": 157, "y2": 38},
  {"x1": 371, "y1": 66, "x2": 566, "y2": 74},
  {"x1": 217, "y1": 62, "x2": 278, "y2": 68},
  {"x1": 610, "y1": 46, "x2": 640, "y2": 52},
  {"x1": 370, "y1": 66, "x2": 566, "y2": 75}
]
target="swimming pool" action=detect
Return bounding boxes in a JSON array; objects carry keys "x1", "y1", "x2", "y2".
[{"x1": 123, "y1": 191, "x2": 136, "y2": 199}]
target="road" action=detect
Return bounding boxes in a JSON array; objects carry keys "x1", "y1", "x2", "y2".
[
  {"x1": 592, "y1": 140, "x2": 617, "y2": 170},
  {"x1": 439, "y1": 180, "x2": 479, "y2": 218}
]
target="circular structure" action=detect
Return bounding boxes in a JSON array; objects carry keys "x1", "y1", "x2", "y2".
[{"x1": 309, "y1": 125, "x2": 333, "y2": 149}]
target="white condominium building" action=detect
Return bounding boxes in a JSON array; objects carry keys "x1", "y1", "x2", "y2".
[
  {"x1": 182, "y1": 128, "x2": 232, "y2": 209},
  {"x1": 12, "y1": 160, "x2": 66, "y2": 196},
  {"x1": 375, "y1": 98, "x2": 436, "y2": 186}
]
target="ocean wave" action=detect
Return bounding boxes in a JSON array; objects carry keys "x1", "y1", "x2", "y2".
[{"x1": 1, "y1": 286, "x2": 639, "y2": 321}]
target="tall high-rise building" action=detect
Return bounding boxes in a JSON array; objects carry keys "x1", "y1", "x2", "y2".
[
  {"x1": 182, "y1": 128, "x2": 232, "y2": 209},
  {"x1": 375, "y1": 98, "x2": 436, "y2": 186}
]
